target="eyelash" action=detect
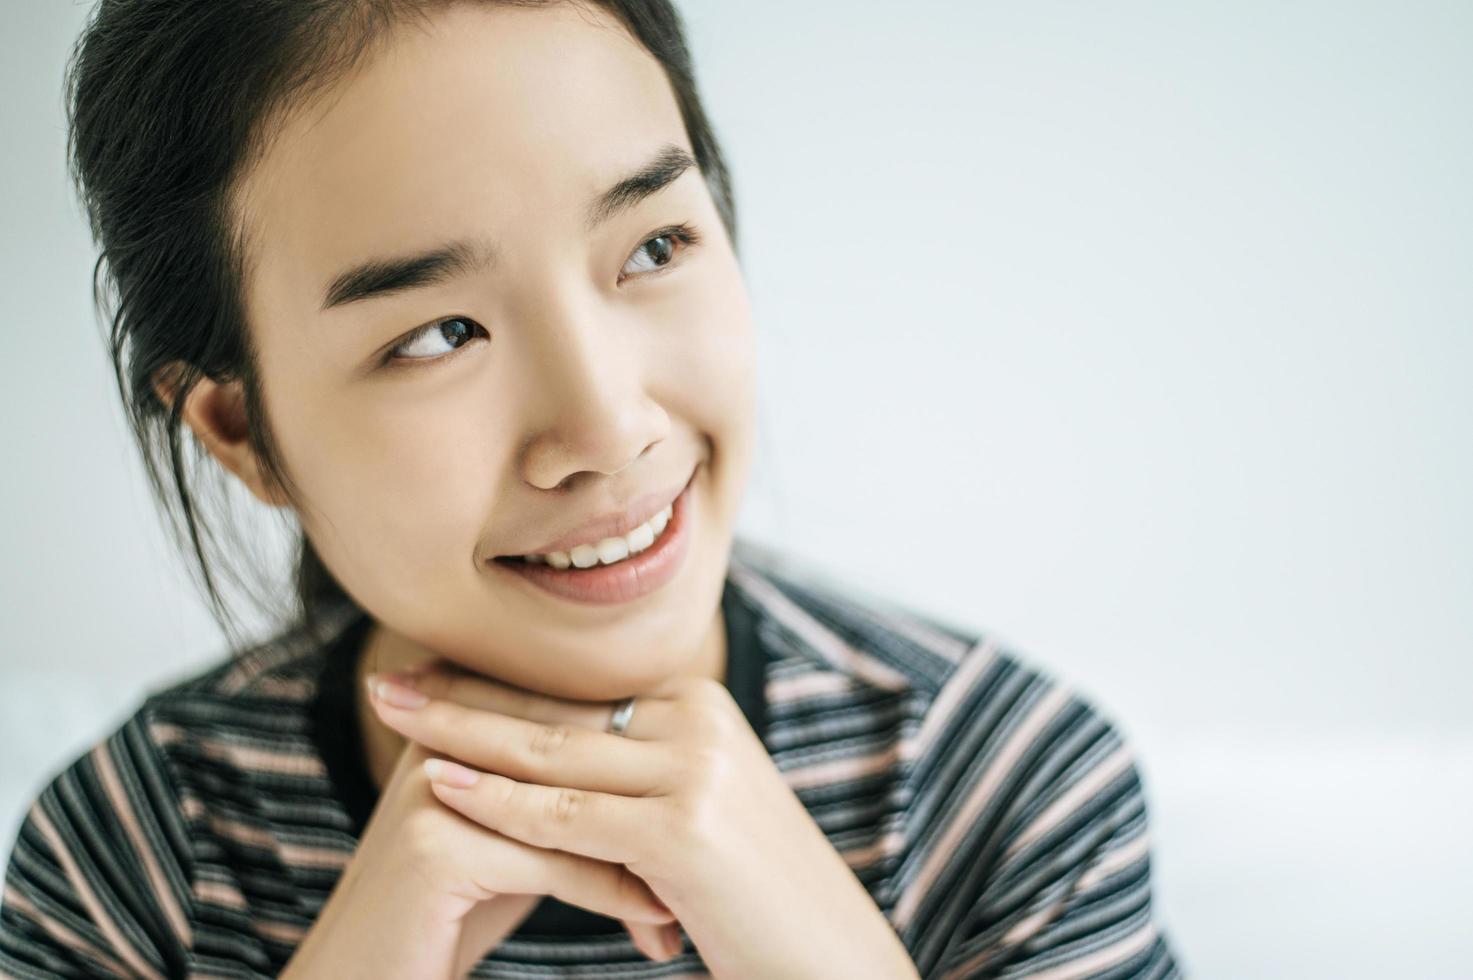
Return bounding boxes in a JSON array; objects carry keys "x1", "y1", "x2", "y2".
[{"x1": 379, "y1": 222, "x2": 703, "y2": 371}]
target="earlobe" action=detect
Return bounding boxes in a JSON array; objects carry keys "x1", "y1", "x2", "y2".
[{"x1": 172, "y1": 372, "x2": 287, "y2": 508}]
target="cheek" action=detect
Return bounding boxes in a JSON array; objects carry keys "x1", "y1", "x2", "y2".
[
  {"x1": 287, "y1": 382, "x2": 501, "y2": 601},
  {"x1": 663, "y1": 260, "x2": 759, "y2": 502},
  {"x1": 364, "y1": 401, "x2": 499, "y2": 555},
  {"x1": 668, "y1": 258, "x2": 757, "y2": 426}
]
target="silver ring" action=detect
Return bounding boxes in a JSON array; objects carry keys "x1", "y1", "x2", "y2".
[{"x1": 607, "y1": 696, "x2": 636, "y2": 736}]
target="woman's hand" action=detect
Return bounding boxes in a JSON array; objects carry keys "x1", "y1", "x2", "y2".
[
  {"x1": 278, "y1": 710, "x2": 679, "y2": 980},
  {"x1": 367, "y1": 661, "x2": 922, "y2": 980}
]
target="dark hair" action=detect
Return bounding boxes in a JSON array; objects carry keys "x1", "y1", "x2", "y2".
[{"x1": 63, "y1": 0, "x2": 738, "y2": 652}]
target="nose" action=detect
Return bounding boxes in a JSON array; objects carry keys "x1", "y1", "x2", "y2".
[{"x1": 515, "y1": 293, "x2": 669, "y2": 490}]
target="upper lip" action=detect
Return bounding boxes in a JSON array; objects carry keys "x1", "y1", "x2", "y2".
[{"x1": 495, "y1": 468, "x2": 694, "y2": 558}]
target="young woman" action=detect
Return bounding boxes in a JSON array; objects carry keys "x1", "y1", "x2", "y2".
[{"x1": 0, "y1": 1, "x2": 1184, "y2": 977}]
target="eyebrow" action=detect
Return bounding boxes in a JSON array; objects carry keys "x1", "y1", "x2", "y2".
[{"x1": 320, "y1": 143, "x2": 697, "y2": 311}]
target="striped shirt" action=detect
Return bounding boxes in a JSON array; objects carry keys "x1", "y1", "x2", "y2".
[{"x1": 0, "y1": 542, "x2": 1184, "y2": 978}]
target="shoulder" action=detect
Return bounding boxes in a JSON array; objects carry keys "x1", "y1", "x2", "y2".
[
  {"x1": 143, "y1": 597, "x2": 364, "y2": 704},
  {"x1": 6, "y1": 598, "x2": 365, "y2": 864},
  {"x1": 727, "y1": 539, "x2": 1104, "y2": 736},
  {"x1": 8, "y1": 597, "x2": 364, "y2": 840},
  {"x1": 727, "y1": 539, "x2": 1158, "y2": 875},
  {"x1": 125, "y1": 599, "x2": 368, "y2": 798},
  {"x1": 726, "y1": 539, "x2": 986, "y2": 698},
  {"x1": 1, "y1": 603, "x2": 368, "y2": 975}
]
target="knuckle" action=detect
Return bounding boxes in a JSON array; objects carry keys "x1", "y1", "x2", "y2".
[
  {"x1": 492, "y1": 774, "x2": 519, "y2": 807},
  {"x1": 528, "y1": 722, "x2": 572, "y2": 757},
  {"x1": 547, "y1": 786, "x2": 584, "y2": 825}
]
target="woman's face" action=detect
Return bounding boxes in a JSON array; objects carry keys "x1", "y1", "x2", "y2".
[{"x1": 230, "y1": 2, "x2": 756, "y2": 699}]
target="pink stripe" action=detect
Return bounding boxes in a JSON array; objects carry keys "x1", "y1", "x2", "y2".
[
  {"x1": 892, "y1": 684, "x2": 1072, "y2": 931},
  {"x1": 727, "y1": 565, "x2": 911, "y2": 691},
  {"x1": 876, "y1": 608, "x2": 974, "y2": 664},
  {"x1": 255, "y1": 917, "x2": 308, "y2": 944},
  {"x1": 1077, "y1": 831, "x2": 1151, "y2": 893},
  {"x1": 91, "y1": 742, "x2": 193, "y2": 950},
  {"x1": 216, "y1": 605, "x2": 361, "y2": 695},
  {"x1": 204, "y1": 814, "x2": 276, "y2": 849},
  {"x1": 179, "y1": 795, "x2": 206, "y2": 822},
  {"x1": 32, "y1": 806, "x2": 166, "y2": 980},
  {"x1": 1, "y1": 880, "x2": 133, "y2": 977},
  {"x1": 907, "y1": 637, "x2": 999, "y2": 762},
  {"x1": 277, "y1": 842, "x2": 353, "y2": 870},
  {"x1": 150, "y1": 723, "x2": 326, "y2": 777},
  {"x1": 1000, "y1": 743, "x2": 1135, "y2": 861},
  {"x1": 201, "y1": 814, "x2": 349, "y2": 869},
  {"x1": 936, "y1": 744, "x2": 1147, "y2": 975},
  {"x1": 766, "y1": 670, "x2": 856, "y2": 704},
  {"x1": 1016, "y1": 921, "x2": 1158, "y2": 980},
  {"x1": 838, "y1": 829, "x2": 908, "y2": 870},
  {"x1": 783, "y1": 742, "x2": 906, "y2": 791},
  {"x1": 194, "y1": 879, "x2": 248, "y2": 910}
]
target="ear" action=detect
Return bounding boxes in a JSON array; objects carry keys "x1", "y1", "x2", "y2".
[{"x1": 152, "y1": 363, "x2": 289, "y2": 508}]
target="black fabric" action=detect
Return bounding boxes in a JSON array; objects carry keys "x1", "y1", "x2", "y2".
[{"x1": 308, "y1": 575, "x2": 767, "y2": 936}]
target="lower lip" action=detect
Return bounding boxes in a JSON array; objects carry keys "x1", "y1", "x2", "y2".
[{"x1": 490, "y1": 470, "x2": 696, "y2": 605}]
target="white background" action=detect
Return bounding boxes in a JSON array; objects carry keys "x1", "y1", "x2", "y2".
[{"x1": 3, "y1": 1, "x2": 1470, "y2": 976}]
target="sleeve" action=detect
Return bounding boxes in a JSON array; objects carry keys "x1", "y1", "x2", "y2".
[
  {"x1": 931, "y1": 685, "x2": 1185, "y2": 980},
  {"x1": 0, "y1": 709, "x2": 194, "y2": 979}
]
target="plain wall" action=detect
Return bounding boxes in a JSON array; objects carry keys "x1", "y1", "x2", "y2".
[{"x1": 3, "y1": 1, "x2": 1469, "y2": 976}]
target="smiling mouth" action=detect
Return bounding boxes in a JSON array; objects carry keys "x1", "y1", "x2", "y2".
[
  {"x1": 486, "y1": 464, "x2": 699, "y2": 604},
  {"x1": 492, "y1": 497, "x2": 675, "y2": 566},
  {"x1": 492, "y1": 465, "x2": 698, "y2": 565}
]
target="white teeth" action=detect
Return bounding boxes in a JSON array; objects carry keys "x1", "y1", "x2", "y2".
[
  {"x1": 626, "y1": 522, "x2": 655, "y2": 552},
  {"x1": 530, "y1": 501, "x2": 673, "y2": 569}
]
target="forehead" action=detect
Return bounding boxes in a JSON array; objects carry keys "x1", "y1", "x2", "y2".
[{"x1": 233, "y1": 2, "x2": 688, "y2": 318}]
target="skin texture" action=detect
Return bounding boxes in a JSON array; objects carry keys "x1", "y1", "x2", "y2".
[{"x1": 169, "y1": 3, "x2": 918, "y2": 975}]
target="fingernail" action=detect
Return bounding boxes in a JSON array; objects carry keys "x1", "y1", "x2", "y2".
[
  {"x1": 368, "y1": 674, "x2": 429, "y2": 709},
  {"x1": 424, "y1": 758, "x2": 480, "y2": 787}
]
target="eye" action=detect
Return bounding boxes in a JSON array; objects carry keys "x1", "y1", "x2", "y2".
[
  {"x1": 619, "y1": 223, "x2": 702, "y2": 283},
  {"x1": 383, "y1": 315, "x2": 488, "y2": 368}
]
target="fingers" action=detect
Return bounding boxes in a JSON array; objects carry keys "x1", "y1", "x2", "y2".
[
  {"x1": 370, "y1": 677, "x2": 681, "y2": 797},
  {"x1": 394, "y1": 663, "x2": 683, "y2": 738},
  {"x1": 443, "y1": 809, "x2": 673, "y2": 926},
  {"x1": 423, "y1": 760, "x2": 653, "y2": 868},
  {"x1": 659, "y1": 921, "x2": 686, "y2": 959},
  {"x1": 546, "y1": 845, "x2": 675, "y2": 925}
]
